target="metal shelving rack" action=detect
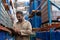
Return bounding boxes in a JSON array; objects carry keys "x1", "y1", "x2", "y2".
[
  {"x1": 40, "y1": 0, "x2": 60, "y2": 27},
  {"x1": 29, "y1": 0, "x2": 41, "y2": 28},
  {"x1": 29, "y1": 0, "x2": 60, "y2": 40}
]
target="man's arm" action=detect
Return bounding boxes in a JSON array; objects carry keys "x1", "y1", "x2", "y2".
[{"x1": 26, "y1": 21, "x2": 32, "y2": 34}]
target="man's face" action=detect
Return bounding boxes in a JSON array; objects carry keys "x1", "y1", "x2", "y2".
[{"x1": 16, "y1": 13, "x2": 23, "y2": 22}]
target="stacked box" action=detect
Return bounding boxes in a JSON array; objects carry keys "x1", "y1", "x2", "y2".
[{"x1": 40, "y1": 0, "x2": 49, "y2": 23}]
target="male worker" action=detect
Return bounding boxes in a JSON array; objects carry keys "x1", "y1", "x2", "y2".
[{"x1": 13, "y1": 11, "x2": 32, "y2": 40}]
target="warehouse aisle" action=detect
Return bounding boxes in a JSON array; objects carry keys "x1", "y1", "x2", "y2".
[{"x1": 0, "y1": 0, "x2": 60, "y2": 40}]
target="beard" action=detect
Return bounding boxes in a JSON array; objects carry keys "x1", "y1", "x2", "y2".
[{"x1": 18, "y1": 19, "x2": 23, "y2": 23}]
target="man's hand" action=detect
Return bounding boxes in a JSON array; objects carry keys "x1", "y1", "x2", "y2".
[
  {"x1": 0, "y1": 27, "x2": 12, "y2": 34},
  {"x1": 3, "y1": 27, "x2": 12, "y2": 34},
  {"x1": 15, "y1": 28, "x2": 19, "y2": 32},
  {"x1": 14, "y1": 28, "x2": 20, "y2": 33},
  {"x1": 13, "y1": 27, "x2": 21, "y2": 35},
  {"x1": 14, "y1": 28, "x2": 21, "y2": 35},
  {"x1": 26, "y1": 30, "x2": 32, "y2": 34}
]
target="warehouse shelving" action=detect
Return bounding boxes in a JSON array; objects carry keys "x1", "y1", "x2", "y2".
[
  {"x1": 38, "y1": 0, "x2": 60, "y2": 31},
  {"x1": 29, "y1": 0, "x2": 60, "y2": 40},
  {"x1": 29, "y1": 0, "x2": 41, "y2": 28},
  {"x1": 29, "y1": 0, "x2": 60, "y2": 31}
]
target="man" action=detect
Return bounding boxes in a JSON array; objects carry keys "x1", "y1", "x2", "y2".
[{"x1": 13, "y1": 11, "x2": 32, "y2": 40}]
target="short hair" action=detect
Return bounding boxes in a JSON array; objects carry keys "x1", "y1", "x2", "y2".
[{"x1": 16, "y1": 11, "x2": 23, "y2": 16}]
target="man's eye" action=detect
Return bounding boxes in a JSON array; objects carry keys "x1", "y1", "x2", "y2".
[{"x1": 17, "y1": 16, "x2": 20, "y2": 18}]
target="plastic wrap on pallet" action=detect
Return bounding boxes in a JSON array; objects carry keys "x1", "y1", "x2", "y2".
[
  {"x1": 52, "y1": 11, "x2": 60, "y2": 20},
  {"x1": 0, "y1": 0, "x2": 14, "y2": 40},
  {"x1": 0, "y1": 2, "x2": 13, "y2": 28}
]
